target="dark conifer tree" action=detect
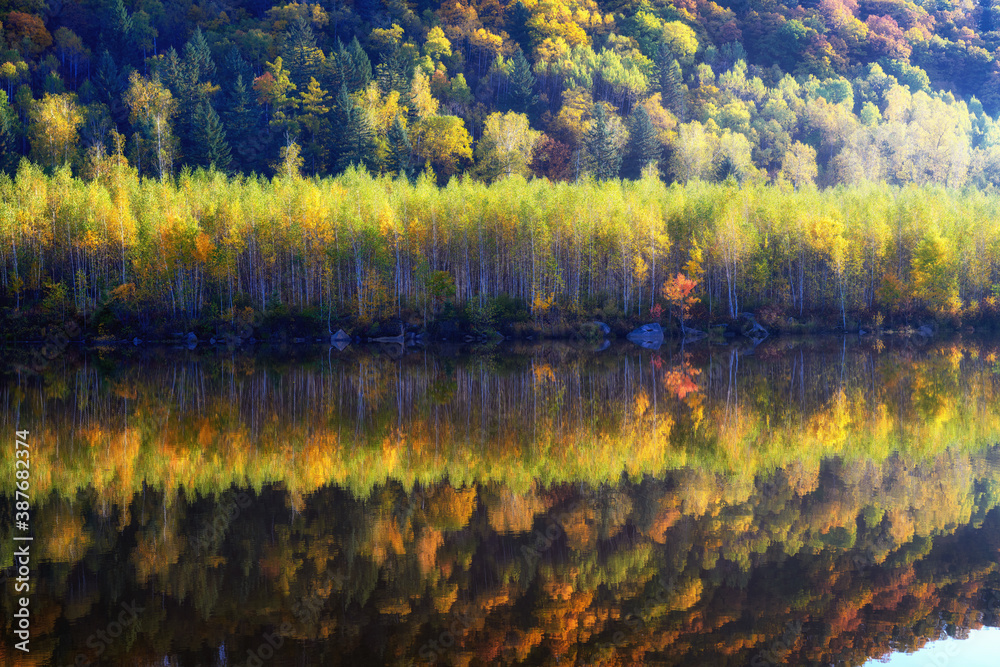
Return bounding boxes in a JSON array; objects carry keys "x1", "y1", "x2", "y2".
[
  {"x1": 223, "y1": 48, "x2": 253, "y2": 91},
  {"x1": 333, "y1": 84, "x2": 375, "y2": 172},
  {"x1": 505, "y1": 2, "x2": 534, "y2": 54},
  {"x1": 376, "y1": 46, "x2": 411, "y2": 97},
  {"x1": 583, "y1": 104, "x2": 621, "y2": 181},
  {"x1": 94, "y1": 51, "x2": 122, "y2": 107},
  {"x1": 623, "y1": 104, "x2": 661, "y2": 178},
  {"x1": 658, "y1": 48, "x2": 687, "y2": 121},
  {"x1": 0, "y1": 93, "x2": 16, "y2": 173},
  {"x1": 102, "y1": 0, "x2": 133, "y2": 63},
  {"x1": 387, "y1": 114, "x2": 413, "y2": 179},
  {"x1": 506, "y1": 49, "x2": 539, "y2": 117},
  {"x1": 284, "y1": 16, "x2": 325, "y2": 90},
  {"x1": 193, "y1": 102, "x2": 232, "y2": 171},
  {"x1": 344, "y1": 37, "x2": 372, "y2": 91},
  {"x1": 184, "y1": 28, "x2": 216, "y2": 83}
]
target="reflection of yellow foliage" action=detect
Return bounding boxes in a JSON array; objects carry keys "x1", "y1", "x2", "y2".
[
  {"x1": 425, "y1": 486, "x2": 477, "y2": 531},
  {"x1": 646, "y1": 497, "x2": 682, "y2": 544},
  {"x1": 634, "y1": 390, "x2": 650, "y2": 416},
  {"x1": 367, "y1": 518, "x2": 405, "y2": 565},
  {"x1": 416, "y1": 528, "x2": 444, "y2": 575},
  {"x1": 41, "y1": 512, "x2": 91, "y2": 563},
  {"x1": 562, "y1": 505, "x2": 596, "y2": 551},
  {"x1": 487, "y1": 488, "x2": 546, "y2": 533},
  {"x1": 668, "y1": 578, "x2": 703, "y2": 611},
  {"x1": 533, "y1": 362, "x2": 557, "y2": 385}
]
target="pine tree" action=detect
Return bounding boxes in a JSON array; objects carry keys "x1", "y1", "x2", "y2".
[
  {"x1": 161, "y1": 33, "x2": 219, "y2": 165},
  {"x1": 583, "y1": 104, "x2": 622, "y2": 180},
  {"x1": 192, "y1": 102, "x2": 232, "y2": 171},
  {"x1": 224, "y1": 48, "x2": 252, "y2": 84},
  {"x1": 376, "y1": 48, "x2": 411, "y2": 97},
  {"x1": 387, "y1": 114, "x2": 413, "y2": 178},
  {"x1": 507, "y1": 49, "x2": 539, "y2": 117},
  {"x1": 336, "y1": 37, "x2": 372, "y2": 92},
  {"x1": 333, "y1": 84, "x2": 375, "y2": 172},
  {"x1": 506, "y1": 2, "x2": 534, "y2": 54},
  {"x1": 103, "y1": 0, "x2": 133, "y2": 62},
  {"x1": 284, "y1": 16, "x2": 326, "y2": 90},
  {"x1": 623, "y1": 105, "x2": 661, "y2": 178},
  {"x1": 0, "y1": 90, "x2": 16, "y2": 173},
  {"x1": 184, "y1": 27, "x2": 216, "y2": 84},
  {"x1": 94, "y1": 51, "x2": 122, "y2": 107},
  {"x1": 658, "y1": 47, "x2": 687, "y2": 121},
  {"x1": 223, "y1": 74, "x2": 266, "y2": 172}
]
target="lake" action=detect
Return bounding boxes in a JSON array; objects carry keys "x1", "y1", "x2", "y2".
[{"x1": 2, "y1": 336, "x2": 1000, "y2": 666}]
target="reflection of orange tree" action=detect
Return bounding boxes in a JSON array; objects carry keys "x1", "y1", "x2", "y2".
[{"x1": 654, "y1": 352, "x2": 704, "y2": 429}]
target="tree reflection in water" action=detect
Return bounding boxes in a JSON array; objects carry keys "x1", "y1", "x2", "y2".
[{"x1": 1, "y1": 337, "x2": 1000, "y2": 666}]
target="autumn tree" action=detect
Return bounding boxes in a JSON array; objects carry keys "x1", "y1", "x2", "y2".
[
  {"x1": 254, "y1": 57, "x2": 299, "y2": 134},
  {"x1": 299, "y1": 77, "x2": 331, "y2": 172},
  {"x1": 779, "y1": 142, "x2": 818, "y2": 189},
  {"x1": 911, "y1": 228, "x2": 959, "y2": 314},
  {"x1": 662, "y1": 273, "x2": 700, "y2": 333},
  {"x1": 411, "y1": 115, "x2": 473, "y2": 180},
  {"x1": 124, "y1": 72, "x2": 177, "y2": 179},
  {"x1": 29, "y1": 92, "x2": 83, "y2": 168},
  {"x1": 475, "y1": 111, "x2": 541, "y2": 181}
]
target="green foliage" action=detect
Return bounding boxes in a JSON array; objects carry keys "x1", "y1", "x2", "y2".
[
  {"x1": 506, "y1": 49, "x2": 539, "y2": 117},
  {"x1": 333, "y1": 84, "x2": 375, "y2": 173},
  {"x1": 623, "y1": 104, "x2": 661, "y2": 178},
  {"x1": 6, "y1": 0, "x2": 1000, "y2": 188},
  {"x1": 192, "y1": 102, "x2": 232, "y2": 171},
  {"x1": 583, "y1": 104, "x2": 622, "y2": 181}
]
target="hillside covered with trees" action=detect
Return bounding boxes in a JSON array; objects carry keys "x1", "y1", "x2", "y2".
[
  {"x1": 5, "y1": 1, "x2": 1000, "y2": 333},
  {"x1": 5, "y1": 0, "x2": 1000, "y2": 185}
]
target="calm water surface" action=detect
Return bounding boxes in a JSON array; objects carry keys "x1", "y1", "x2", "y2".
[{"x1": 2, "y1": 337, "x2": 1000, "y2": 666}]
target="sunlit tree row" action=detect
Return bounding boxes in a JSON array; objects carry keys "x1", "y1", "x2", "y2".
[{"x1": 4, "y1": 163, "x2": 1000, "y2": 328}]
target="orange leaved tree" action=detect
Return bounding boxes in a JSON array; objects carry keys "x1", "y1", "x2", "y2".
[{"x1": 662, "y1": 272, "x2": 700, "y2": 333}]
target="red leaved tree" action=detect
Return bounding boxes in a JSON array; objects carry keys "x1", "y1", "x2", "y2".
[{"x1": 661, "y1": 272, "x2": 700, "y2": 332}]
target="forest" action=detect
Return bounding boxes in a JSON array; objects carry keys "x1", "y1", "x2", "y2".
[
  {"x1": 4, "y1": 165, "x2": 1000, "y2": 338},
  {"x1": 5, "y1": 1, "x2": 1000, "y2": 332}
]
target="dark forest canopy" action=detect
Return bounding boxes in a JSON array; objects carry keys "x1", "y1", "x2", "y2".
[{"x1": 3, "y1": 0, "x2": 1000, "y2": 187}]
